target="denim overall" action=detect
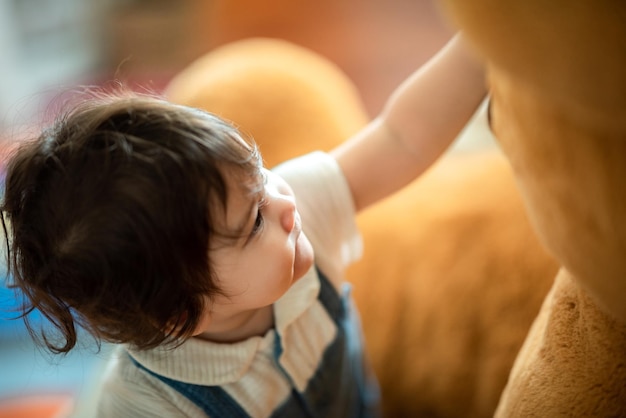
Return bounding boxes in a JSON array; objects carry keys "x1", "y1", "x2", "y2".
[{"x1": 131, "y1": 268, "x2": 380, "y2": 418}]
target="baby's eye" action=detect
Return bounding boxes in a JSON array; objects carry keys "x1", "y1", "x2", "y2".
[
  {"x1": 251, "y1": 211, "x2": 264, "y2": 235},
  {"x1": 251, "y1": 198, "x2": 268, "y2": 236}
]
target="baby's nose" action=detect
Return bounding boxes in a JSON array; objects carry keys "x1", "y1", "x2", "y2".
[{"x1": 280, "y1": 197, "x2": 296, "y2": 233}]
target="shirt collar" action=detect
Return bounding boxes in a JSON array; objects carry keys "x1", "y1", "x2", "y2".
[{"x1": 128, "y1": 267, "x2": 320, "y2": 386}]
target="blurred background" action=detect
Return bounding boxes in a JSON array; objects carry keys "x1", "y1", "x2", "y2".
[
  {"x1": 0, "y1": 0, "x2": 492, "y2": 416},
  {"x1": 0, "y1": 0, "x2": 457, "y2": 133}
]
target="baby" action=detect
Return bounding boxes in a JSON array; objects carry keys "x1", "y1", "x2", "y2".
[{"x1": 1, "y1": 35, "x2": 484, "y2": 417}]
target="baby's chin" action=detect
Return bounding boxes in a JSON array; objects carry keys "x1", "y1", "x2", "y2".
[{"x1": 293, "y1": 232, "x2": 315, "y2": 281}]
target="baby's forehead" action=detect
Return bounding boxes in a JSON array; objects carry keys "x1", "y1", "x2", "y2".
[
  {"x1": 214, "y1": 162, "x2": 264, "y2": 212},
  {"x1": 234, "y1": 167, "x2": 264, "y2": 196}
]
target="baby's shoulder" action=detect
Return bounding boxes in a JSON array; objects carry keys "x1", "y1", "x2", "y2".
[{"x1": 96, "y1": 348, "x2": 200, "y2": 417}]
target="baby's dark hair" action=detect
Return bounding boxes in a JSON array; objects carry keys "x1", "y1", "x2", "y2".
[{"x1": 1, "y1": 90, "x2": 261, "y2": 353}]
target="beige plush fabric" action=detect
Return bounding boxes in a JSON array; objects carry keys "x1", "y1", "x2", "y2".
[
  {"x1": 349, "y1": 151, "x2": 557, "y2": 417},
  {"x1": 438, "y1": 0, "x2": 626, "y2": 415},
  {"x1": 496, "y1": 269, "x2": 626, "y2": 417}
]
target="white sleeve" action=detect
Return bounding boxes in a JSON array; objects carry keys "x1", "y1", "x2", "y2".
[
  {"x1": 93, "y1": 352, "x2": 205, "y2": 418},
  {"x1": 273, "y1": 152, "x2": 362, "y2": 287},
  {"x1": 96, "y1": 387, "x2": 188, "y2": 418}
]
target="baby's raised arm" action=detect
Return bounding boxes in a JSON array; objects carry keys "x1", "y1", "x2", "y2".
[{"x1": 332, "y1": 34, "x2": 486, "y2": 211}]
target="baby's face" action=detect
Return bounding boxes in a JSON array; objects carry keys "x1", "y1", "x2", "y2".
[{"x1": 193, "y1": 165, "x2": 314, "y2": 337}]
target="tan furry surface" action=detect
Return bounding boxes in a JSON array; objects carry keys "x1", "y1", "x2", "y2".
[
  {"x1": 496, "y1": 269, "x2": 626, "y2": 417},
  {"x1": 439, "y1": 0, "x2": 626, "y2": 415},
  {"x1": 349, "y1": 151, "x2": 557, "y2": 417}
]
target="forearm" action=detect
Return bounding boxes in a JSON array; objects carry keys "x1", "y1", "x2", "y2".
[
  {"x1": 383, "y1": 34, "x2": 486, "y2": 166},
  {"x1": 333, "y1": 34, "x2": 486, "y2": 211}
]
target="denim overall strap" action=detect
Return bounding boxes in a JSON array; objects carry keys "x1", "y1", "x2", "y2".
[{"x1": 270, "y1": 268, "x2": 380, "y2": 418}]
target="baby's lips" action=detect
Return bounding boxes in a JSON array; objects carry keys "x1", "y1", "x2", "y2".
[{"x1": 292, "y1": 212, "x2": 302, "y2": 237}]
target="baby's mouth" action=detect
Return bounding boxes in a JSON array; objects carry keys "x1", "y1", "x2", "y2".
[{"x1": 292, "y1": 212, "x2": 302, "y2": 238}]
